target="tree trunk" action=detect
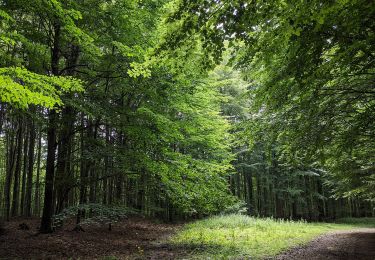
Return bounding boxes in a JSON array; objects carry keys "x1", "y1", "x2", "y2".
[
  {"x1": 55, "y1": 106, "x2": 75, "y2": 213},
  {"x1": 25, "y1": 116, "x2": 36, "y2": 217},
  {"x1": 5, "y1": 125, "x2": 16, "y2": 221},
  {"x1": 11, "y1": 118, "x2": 23, "y2": 217},
  {"x1": 20, "y1": 120, "x2": 28, "y2": 216},
  {"x1": 40, "y1": 109, "x2": 57, "y2": 233},
  {"x1": 55, "y1": 45, "x2": 79, "y2": 213},
  {"x1": 103, "y1": 125, "x2": 109, "y2": 204},
  {"x1": 34, "y1": 130, "x2": 42, "y2": 216},
  {"x1": 77, "y1": 113, "x2": 88, "y2": 225},
  {"x1": 40, "y1": 21, "x2": 60, "y2": 233}
]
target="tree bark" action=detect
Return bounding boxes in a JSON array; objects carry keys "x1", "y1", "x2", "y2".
[
  {"x1": 5, "y1": 123, "x2": 16, "y2": 221},
  {"x1": 25, "y1": 115, "x2": 36, "y2": 217},
  {"x1": 55, "y1": 106, "x2": 75, "y2": 213},
  {"x1": 40, "y1": 21, "x2": 60, "y2": 233},
  {"x1": 11, "y1": 118, "x2": 23, "y2": 217},
  {"x1": 20, "y1": 119, "x2": 28, "y2": 215},
  {"x1": 40, "y1": 109, "x2": 57, "y2": 233},
  {"x1": 34, "y1": 130, "x2": 42, "y2": 216},
  {"x1": 77, "y1": 113, "x2": 87, "y2": 225}
]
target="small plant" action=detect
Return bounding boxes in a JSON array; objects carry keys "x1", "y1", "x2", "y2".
[
  {"x1": 52, "y1": 203, "x2": 138, "y2": 230},
  {"x1": 221, "y1": 201, "x2": 248, "y2": 215}
]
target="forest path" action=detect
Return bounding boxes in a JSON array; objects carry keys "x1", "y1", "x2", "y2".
[{"x1": 274, "y1": 228, "x2": 375, "y2": 260}]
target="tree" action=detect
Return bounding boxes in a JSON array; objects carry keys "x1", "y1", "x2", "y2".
[
  {"x1": 0, "y1": 0, "x2": 373, "y2": 231},
  {"x1": 164, "y1": 0, "x2": 375, "y2": 203}
]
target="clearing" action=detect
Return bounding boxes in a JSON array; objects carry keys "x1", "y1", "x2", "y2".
[{"x1": 170, "y1": 215, "x2": 375, "y2": 259}]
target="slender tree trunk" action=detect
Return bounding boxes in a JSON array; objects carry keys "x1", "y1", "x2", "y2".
[
  {"x1": 20, "y1": 120, "x2": 28, "y2": 215},
  {"x1": 55, "y1": 107, "x2": 75, "y2": 213},
  {"x1": 108, "y1": 162, "x2": 114, "y2": 205},
  {"x1": 40, "y1": 110, "x2": 57, "y2": 233},
  {"x1": 77, "y1": 113, "x2": 87, "y2": 225},
  {"x1": 11, "y1": 118, "x2": 23, "y2": 217},
  {"x1": 246, "y1": 172, "x2": 253, "y2": 215},
  {"x1": 5, "y1": 126, "x2": 16, "y2": 221},
  {"x1": 88, "y1": 121, "x2": 99, "y2": 204},
  {"x1": 34, "y1": 130, "x2": 42, "y2": 216},
  {"x1": 55, "y1": 45, "x2": 79, "y2": 214},
  {"x1": 102, "y1": 125, "x2": 110, "y2": 204},
  {"x1": 25, "y1": 116, "x2": 35, "y2": 217},
  {"x1": 40, "y1": 21, "x2": 61, "y2": 233}
]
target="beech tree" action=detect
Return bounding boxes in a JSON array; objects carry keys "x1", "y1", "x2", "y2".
[{"x1": 163, "y1": 0, "x2": 375, "y2": 204}]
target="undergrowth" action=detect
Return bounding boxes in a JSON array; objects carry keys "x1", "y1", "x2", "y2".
[{"x1": 170, "y1": 214, "x2": 375, "y2": 259}]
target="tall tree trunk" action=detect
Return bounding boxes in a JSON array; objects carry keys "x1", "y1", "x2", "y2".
[
  {"x1": 40, "y1": 110, "x2": 57, "y2": 233},
  {"x1": 88, "y1": 120, "x2": 99, "y2": 204},
  {"x1": 5, "y1": 125, "x2": 16, "y2": 221},
  {"x1": 55, "y1": 45, "x2": 79, "y2": 214},
  {"x1": 102, "y1": 125, "x2": 109, "y2": 204},
  {"x1": 245, "y1": 172, "x2": 253, "y2": 215},
  {"x1": 40, "y1": 21, "x2": 60, "y2": 233},
  {"x1": 25, "y1": 116, "x2": 35, "y2": 217},
  {"x1": 55, "y1": 106, "x2": 75, "y2": 213},
  {"x1": 77, "y1": 113, "x2": 87, "y2": 225},
  {"x1": 20, "y1": 120, "x2": 28, "y2": 216},
  {"x1": 34, "y1": 130, "x2": 42, "y2": 216},
  {"x1": 11, "y1": 118, "x2": 23, "y2": 217}
]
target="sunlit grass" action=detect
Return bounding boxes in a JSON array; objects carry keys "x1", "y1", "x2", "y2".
[{"x1": 170, "y1": 214, "x2": 375, "y2": 259}]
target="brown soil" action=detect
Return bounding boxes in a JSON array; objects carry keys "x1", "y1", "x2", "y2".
[
  {"x1": 0, "y1": 217, "x2": 186, "y2": 259},
  {"x1": 273, "y1": 228, "x2": 375, "y2": 260}
]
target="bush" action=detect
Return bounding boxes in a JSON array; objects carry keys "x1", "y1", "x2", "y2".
[
  {"x1": 53, "y1": 203, "x2": 138, "y2": 230},
  {"x1": 221, "y1": 201, "x2": 248, "y2": 215}
]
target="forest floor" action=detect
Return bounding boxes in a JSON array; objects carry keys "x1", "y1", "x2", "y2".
[
  {"x1": 0, "y1": 216, "x2": 186, "y2": 259},
  {"x1": 274, "y1": 228, "x2": 375, "y2": 260},
  {"x1": 0, "y1": 215, "x2": 375, "y2": 259}
]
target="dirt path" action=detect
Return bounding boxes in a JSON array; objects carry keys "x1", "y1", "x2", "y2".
[{"x1": 274, "y1": 228, "x2": 375, "y2": 260}]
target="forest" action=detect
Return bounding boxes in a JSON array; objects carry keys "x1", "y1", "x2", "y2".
[{"x1": 0, "y1": 0, "x2": 374, "y2": 259}]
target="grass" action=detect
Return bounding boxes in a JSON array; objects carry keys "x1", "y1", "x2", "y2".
[{"x1": 170, "y1": 214, "x2": 375, "y2": 259}]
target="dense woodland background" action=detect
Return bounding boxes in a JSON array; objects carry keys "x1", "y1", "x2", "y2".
[{"x1": 0, "y1": 0, "x2": 374, "y2": 233}]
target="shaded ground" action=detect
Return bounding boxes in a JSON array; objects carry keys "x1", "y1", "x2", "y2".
[
  {"x1": 274, "y1": 228, "x2": 375, "y2": 260},
  {"x1": 0, "y1": 217, "x2": 185, "y2": 259}
]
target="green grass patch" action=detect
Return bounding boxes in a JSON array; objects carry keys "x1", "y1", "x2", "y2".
[{"x1": 170, "y1": 214, "x2": 375, "y2": 259}]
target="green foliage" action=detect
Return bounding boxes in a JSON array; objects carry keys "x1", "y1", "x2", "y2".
[
  {"x1": 124, "y1": 65, "x2": 237, "y2": 215},
  {"x1": 166, "y1": 0, "x2": 375, "y2": 201},
  {"x1": 53, "y1": 203, "x2": 136, "y2": 228},
  {"x1": 1, "y1": 0, "x2": 372, "y2": 227},
  {"x1": 239, "y1": 0, "x2": 375, "y2": 201},
  {"x1": 0, "y1": 67, "x2": 83, "y2": 109},
  {"x1": 220, "y1": 201, "x2": 247, "y2": 215},
  {"x1": 171, "y1": 214, "x2": 375, "y2": 259}
]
